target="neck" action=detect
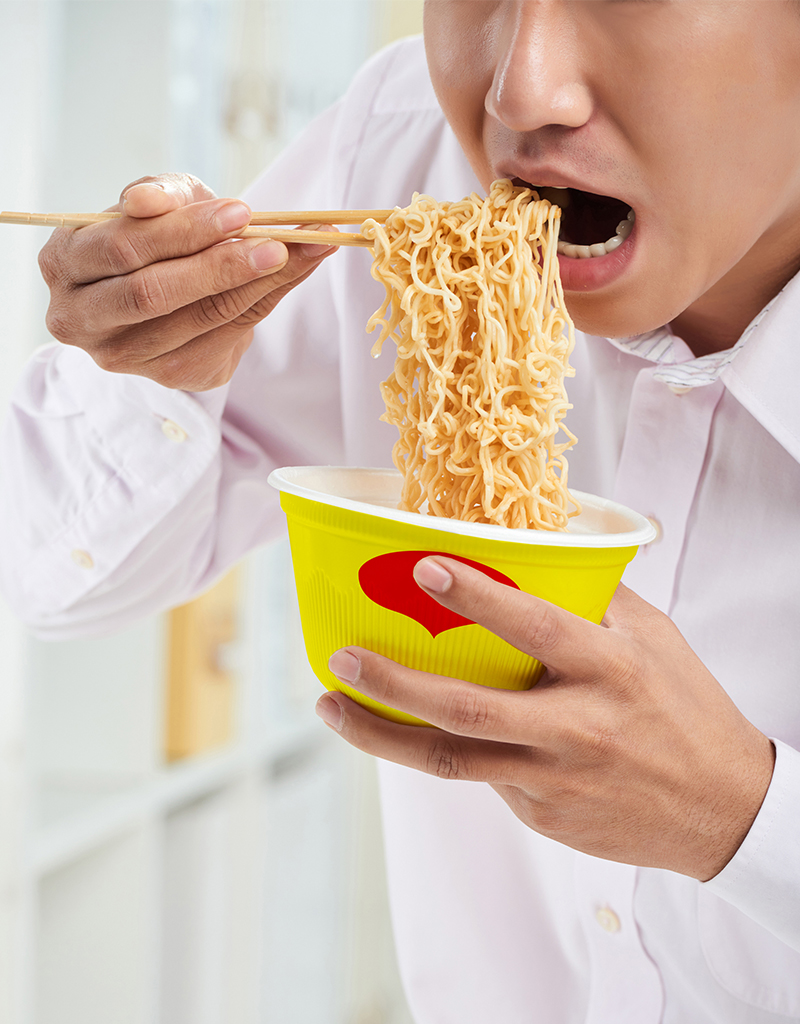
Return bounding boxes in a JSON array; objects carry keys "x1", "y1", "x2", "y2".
[{"x1": 671, "y1": 228, "x2": 800, "y2": 359}]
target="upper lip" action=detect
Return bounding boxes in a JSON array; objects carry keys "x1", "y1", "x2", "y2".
[{"x1": 494, "y1": 161, "x2": 632, "y2": 208}]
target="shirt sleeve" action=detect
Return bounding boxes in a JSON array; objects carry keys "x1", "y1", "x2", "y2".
[
  {"x1": 701, "y1": 738, "x2": 800, "y2": 952},
  {"x1": 0, "y1": 99, "x2": 348, "y2": 640}
]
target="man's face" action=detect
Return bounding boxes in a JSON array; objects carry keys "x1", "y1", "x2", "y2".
[{"x1": 424, "y1": 0, "x2": 800, "y2": 343}]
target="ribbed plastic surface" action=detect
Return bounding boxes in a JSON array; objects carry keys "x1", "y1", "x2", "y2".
[{"x1": 280, "y1": 491, "x2": 640, "y2": 726}]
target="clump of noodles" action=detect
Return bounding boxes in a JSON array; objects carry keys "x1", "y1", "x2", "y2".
[{"x1": 361, "y1": 178, "x2": 579, "y2": 531}]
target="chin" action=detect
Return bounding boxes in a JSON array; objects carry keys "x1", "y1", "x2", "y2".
[{"x1": 566, "y1": 296, "x2": 668, "y2": 342}]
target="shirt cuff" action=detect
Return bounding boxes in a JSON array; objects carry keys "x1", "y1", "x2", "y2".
[
  {"x1": 11, "y1": 346, "x2": 227, "y2": 618},
  {"x1": 702, "y1": 737, "x2": 800, "y2": 951}
]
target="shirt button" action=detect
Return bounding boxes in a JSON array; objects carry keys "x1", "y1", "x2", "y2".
[
  {"x1": 646, "y1": 515, "x2": 664, "y2": 543},
  {"x1": 668, "y1": 383, "x2": 692, "y2": 396},
  {"x1": 71, "y1": 549, "x2": 94, "y2": 570},
  {"x1": 595, "y1": 906, "x2": 621, "y2": 934},
  {"x1": 161, "y1": 419, "x2": 187, "y2": 443}
]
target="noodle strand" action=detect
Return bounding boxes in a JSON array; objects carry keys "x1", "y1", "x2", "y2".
[{"x1": 362, "y1": 179, "x2": 579, "y2": 531}]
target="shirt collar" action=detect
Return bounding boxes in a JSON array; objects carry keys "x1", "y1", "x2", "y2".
[
  {"x1": 605, "y1": 295, "x2": 777, "y2": 394},
  {"x1": 719, "y1": 268, "x2": 800, "y2": 465},
  {"x1": 602, "y1": 269, "x2": 800, "y2": 463}
]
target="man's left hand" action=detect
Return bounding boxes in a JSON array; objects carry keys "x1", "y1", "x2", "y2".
[{"x1": 317, "y1": 555, "x2": 774, "y2": 882}]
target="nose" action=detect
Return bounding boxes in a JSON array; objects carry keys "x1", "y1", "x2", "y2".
[{"x1": 485, "y1": 1, "x2": 592, "y2": 133}]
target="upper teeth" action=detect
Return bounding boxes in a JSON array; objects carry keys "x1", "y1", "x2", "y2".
[{"x1": 557, "y1": 208, "x2": 635, "y2": 259}]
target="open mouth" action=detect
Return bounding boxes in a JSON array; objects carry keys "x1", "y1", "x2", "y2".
[{"x1": 512, "y1": 177, "x2": 635, "y2": 258}]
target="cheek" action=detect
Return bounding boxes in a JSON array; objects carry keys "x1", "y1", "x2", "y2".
[
  {"x1": 636, "y1": 86, "x2": 800, "y2": 311},
  {"x1": 643, "y1": 15, "x2": 800, "y2": 246},
  {"x1": 424, "y1": 5, "x2": 497, "y2": 183}
]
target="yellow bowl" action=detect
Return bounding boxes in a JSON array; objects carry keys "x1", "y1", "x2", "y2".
[{"x1": 268, "y1": 466, "x2": 656, "y2": 726}]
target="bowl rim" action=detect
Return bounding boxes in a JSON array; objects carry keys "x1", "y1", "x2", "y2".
[{"x1": 268, "y1": 465, "x2": 657, "y2": 549}]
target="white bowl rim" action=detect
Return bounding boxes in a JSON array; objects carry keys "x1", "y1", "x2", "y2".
[{"x1": 269, "y1": 465, "x2": 657, "y2": 549}]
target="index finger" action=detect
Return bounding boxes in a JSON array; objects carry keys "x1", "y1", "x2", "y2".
[
  {"x1": 412, "y1": 556, "x2": 615, "y2": 679},
  {"x1": 54, "y1": 198, "x2": 255, "y2": 287},
  {"x1": 328, "y1": 645, "x2": 551, "y2": 746}
]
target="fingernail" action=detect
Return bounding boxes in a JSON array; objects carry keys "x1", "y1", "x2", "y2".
[
  {"x1": 124, "y1": 182, "x2": 165, "y2": 199},
  {"x1": 250, "y1": 240, "x2": 287, "y2": 272},
  {"x1": 122, "y1": 182, "x2": 167, "y2": 210},
  {"x1": 316, "y1": 694, "x2": 343, "y2": 732},
  {"x1": 328, "y1": 648, "x2": 360, "y2": 683},
  {"x1": 414, "y1": 558, "x2": 453, "y2": 594},
  {"x1": 216, "y1": 201, "x2": 251, "y2": 234}
]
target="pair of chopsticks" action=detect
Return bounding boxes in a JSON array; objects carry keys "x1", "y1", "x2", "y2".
[{"x1": 0, "y1": 208, "x2": 394, "y2": 248}]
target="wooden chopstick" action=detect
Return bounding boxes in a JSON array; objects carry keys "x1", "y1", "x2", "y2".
[
  {"x1": 0, "y1": 208, "x2": 394, "y2": 247},
  {"x1": 244, "y1": 227, "x2": 371, "y2": 247},
  {"x1": 251, "y1": 209, "x2": 393, "y2": 225},
  {"x1": 1, "y1": 211, "x2": 125, "y2": 228}
]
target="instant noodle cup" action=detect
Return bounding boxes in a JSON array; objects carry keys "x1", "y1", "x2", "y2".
[{"x1": 268, "y1": 466, "x2": 657, "y2": 726}]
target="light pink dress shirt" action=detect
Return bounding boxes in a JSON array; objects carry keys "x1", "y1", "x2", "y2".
[{"x1": 3, "y1": 38, "x2": 800, "y2": 1024}]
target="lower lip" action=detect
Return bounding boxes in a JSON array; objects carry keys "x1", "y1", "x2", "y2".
[{"x1": 556, "y1": 229, "x2": 636, "y2": 292}]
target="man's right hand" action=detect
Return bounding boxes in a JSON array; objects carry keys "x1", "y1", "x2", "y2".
[{"x1": 38, "y1": 172, "x2": 338, "y2": 391}]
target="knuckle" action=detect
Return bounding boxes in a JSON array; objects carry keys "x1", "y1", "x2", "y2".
[
  {"x1": 425, "y1": 738, "x2": 465, "y2": 781},
  {"x1": 578, "y1": 720, "x2": 620, "y2": 764},
  {"x1": 172, "y1": 213, "x2": 201, "y2": 252},
  {"x1": 150, "y1": 366, "x2": 187, "y2": 390},
  {"x1": 518, "y1": 605, "x2": 562, "y2": 659},
  {"x1": 194, "y1": 356, "x2": 238, "y2": 390},
  {"x1": 121, "y1": 271, "x2": 170, "y2": 321},
  {"x1": 103, "y1": 230, "x2": 144, "y2": 276},
  {"x1": 180, "y1": 362, "x2": 227, "y2": 391},
  {"x1": 38, "y1": 242, "x2": 62, "y2": 286},
  {"x1": 121, "y1": 172, "x2": 215, "y2": 205},
  {"x1": 193, "y1": 289, "x2": 248, "y2": 329},
  {"x1": 183, "y1": 172, "x2": 214, "y2": 199},
  {"x1": 168, "y1": 171, "x2": 214, "y2": 202},
  {"x1": 150, "y1": 348, "x2": 208, "y2": 391},
  {"x1": 90, "y1": 341, "x2": 136, "y2": 374},
  {"x1": 45, "y1": 304, "x2": 75, "y2": 342},
  {"x1": 643, "y1": 613, "x2": 678, "y2": 650},
  {"x1": 188, "y1": 373, "x2": 227, "y2": 392},
  {"x1": 528, "y1": 800, "x2": 570, "y2": 838},
  {"x1": 444, "y1": 688, "x2": 490, "y2": 735},
  {"x1": 91, "y1": 349, "x2": 119, "y2": 373},
  {"x1": 555, "y1": 702, "x2": 624, "y2": 770},
  {"x1": 605, "y1": 642, "x2": 643, "y2": 691}
]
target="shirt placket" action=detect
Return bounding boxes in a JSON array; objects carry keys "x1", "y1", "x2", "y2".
[
  {"x1": 573, "y1": 366, "x2": 725, "y2": 1024},
  {"x1": 575, "y1": 859, "x2": 663, "y2": 1024},
  {"x1": 611, "y1": 369, "x2": 725, "y2": 614}
]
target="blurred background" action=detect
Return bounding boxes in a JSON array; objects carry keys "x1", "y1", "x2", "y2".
[{"x1": 0, "y1": 2, "x2": 423, "y2": 1022}]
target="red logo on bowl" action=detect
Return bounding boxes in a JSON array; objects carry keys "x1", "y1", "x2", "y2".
[{"x1": 358, "y1": 551, "x2": 520, "y2": 638}]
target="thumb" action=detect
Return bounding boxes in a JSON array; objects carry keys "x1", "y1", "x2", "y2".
[
  {"x1": 121, "y1": 181, "x2": 179, "y2": 219},
  {"x1": 119, "y1": 172, "x2": 218, "y2": 218}
]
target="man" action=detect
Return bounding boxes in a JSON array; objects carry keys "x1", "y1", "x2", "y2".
[{"x1": 3, "y1": 3, "x2": 800, "y2": 1020}]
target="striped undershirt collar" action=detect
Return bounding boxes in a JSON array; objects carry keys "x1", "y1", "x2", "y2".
[{"x1": 605, "y1": 297, "x2": 776, "y2": 394}]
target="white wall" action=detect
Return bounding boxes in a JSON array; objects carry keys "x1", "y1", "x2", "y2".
[{"x1": 0, "y1": 4, "x2": 59, "y2": 1019}]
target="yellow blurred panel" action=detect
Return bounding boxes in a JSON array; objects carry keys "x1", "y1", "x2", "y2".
[
  {"x1": 380, "y1": 0, "x2": 424, "y2": 47},
  {"x1": 165, "y1": 569, "x2": 240, "y2": 761}
]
